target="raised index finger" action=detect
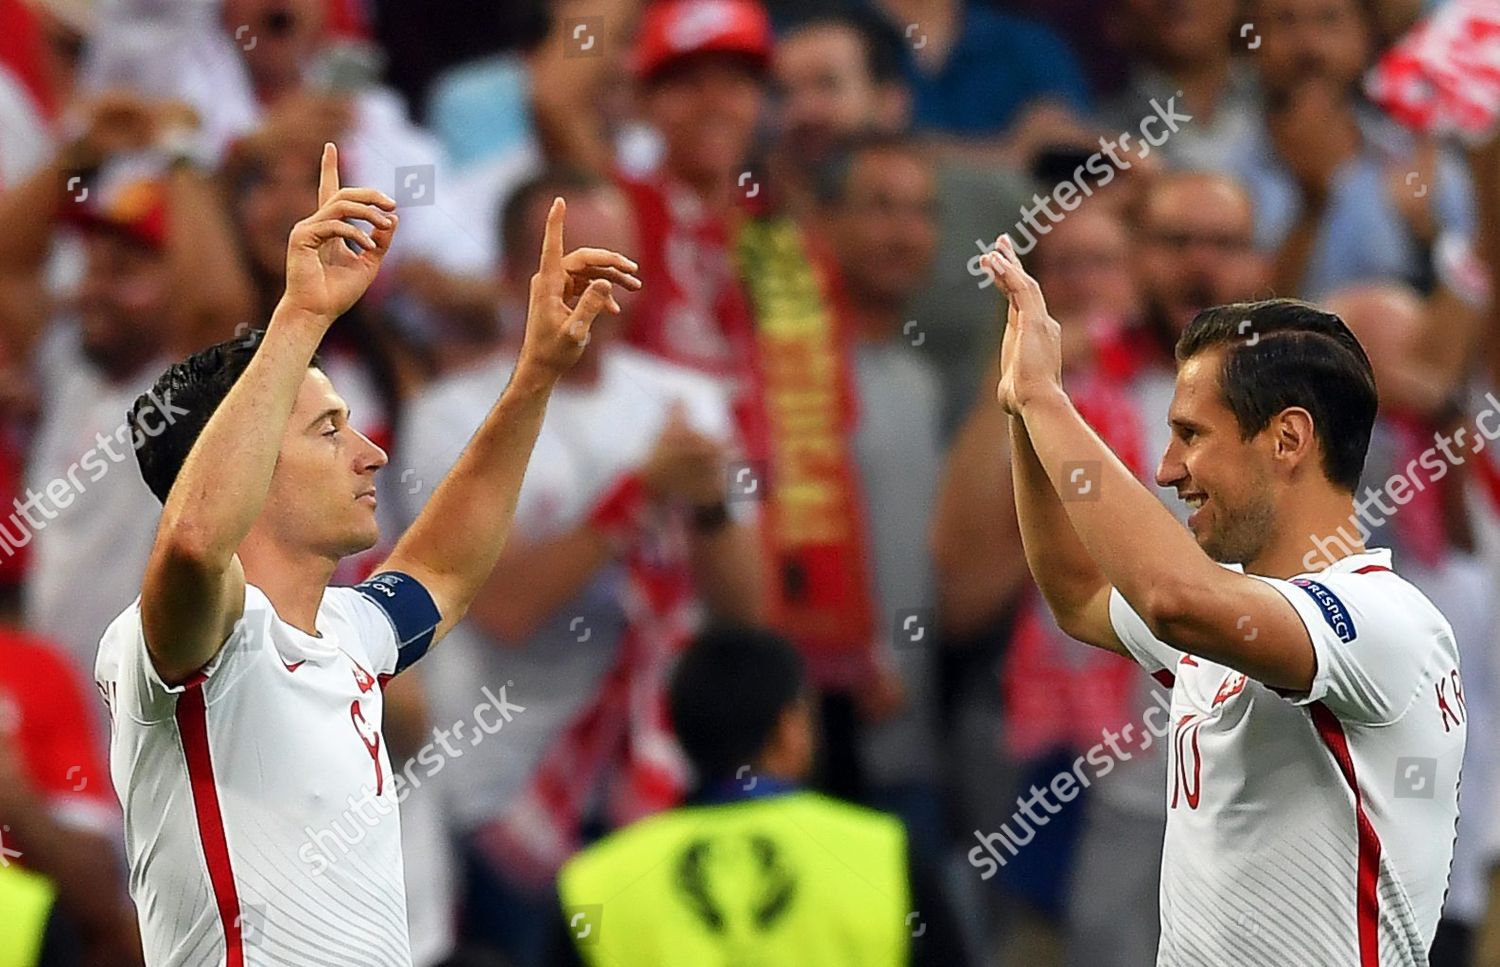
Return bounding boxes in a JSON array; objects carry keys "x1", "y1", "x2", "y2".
[
  {"x1": 318, "y1": 143, "x2": 340, "y2": 208},
  {"x1": 539, "y1": 197, "x2": 566, "y2": 279}
]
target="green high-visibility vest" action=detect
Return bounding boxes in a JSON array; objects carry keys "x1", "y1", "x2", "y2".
[
  {"x1": 0, "y1": 864, "x2": 56, "y2": 967},
  {"x1": 558, "y1": 791, "x2": 910, "y2": 967}
]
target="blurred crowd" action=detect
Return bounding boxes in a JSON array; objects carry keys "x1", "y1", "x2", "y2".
[{"x1": 3, "y1": 0, "x2": 1500, "y2": 964}]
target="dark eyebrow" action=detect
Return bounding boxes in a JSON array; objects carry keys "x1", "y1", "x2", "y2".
[{"x1": 306, "y1": 406, "x2": 348, "y2": 431}]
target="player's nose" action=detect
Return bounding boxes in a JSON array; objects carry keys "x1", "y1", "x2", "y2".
[
  {"x1": 354, "y1": 429, "x2": 388, "y2": 472},
  {"x1": 1155, "y1": 450, "x2": 1185, "y2": 490}
]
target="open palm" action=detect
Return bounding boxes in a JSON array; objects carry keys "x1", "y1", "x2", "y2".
[
  {"x1": 283, "y1": 143, "x2": 398, "y2": 322},
  {"x1": 982, "y1": 234, "x2": 1063, "y2": 415}
]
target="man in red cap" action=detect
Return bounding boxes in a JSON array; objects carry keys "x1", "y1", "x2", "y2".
[
  {"x1": 533, "y1": 0, "x2": 892, "y2": 800},
  {"x1": 575, "y1": 0, "x2": 772, "y2": 378}
]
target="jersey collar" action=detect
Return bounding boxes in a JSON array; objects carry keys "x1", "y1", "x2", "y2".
[{"x1": 1313, "y1": 547, "x2": 1394, "y2": 576}]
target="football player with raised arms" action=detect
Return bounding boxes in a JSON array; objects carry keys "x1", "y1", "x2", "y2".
[
  {"x1": 95, "y1": 143, "x2": 639, "y2": 967},
  {"x1": 983, "y1": 233, "x2": 1464, "y2": 967}
]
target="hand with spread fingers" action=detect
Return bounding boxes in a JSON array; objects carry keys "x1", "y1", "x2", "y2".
[
  {"x1": 281, "y1": 142, "x2": 398, "y2": 327},
  {"x1": 521, "y1": 197, "x2": 643, "y2": 379},
  {"x1": 982, "y1": 234, "x2": 1065, "y2": 416}
]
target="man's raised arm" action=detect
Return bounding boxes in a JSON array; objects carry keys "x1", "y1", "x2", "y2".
[
  {"x1": 967, "y1": 249, "x2": 1122, "y2": 654},
  {"x1": 141, "y1": 144, "x2": 397, "y2": 683},
  {"x1": 1008, "y1": 412, "x2": 1125, "y2": 655},
  {"x1": 377, "y1": 199, "x2": 640, "y2": 644},
  {"x1": 985, "y1": 237, "x2": 1317, "y2": 692}
]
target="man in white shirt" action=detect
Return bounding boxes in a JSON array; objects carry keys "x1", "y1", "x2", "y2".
[
  {"x1": 981, "y1": 236, "x2": 1465, "y2": 966},
  {"x1": 94, "y1": 143, "x2": 640, "y2": 967},
  {"x1": 395, "y1": 169, "x2": 763, "y2": 963}
]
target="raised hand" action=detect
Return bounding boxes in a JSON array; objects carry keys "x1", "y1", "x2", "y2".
[
  {"x1": 982, "y1": 234, "x2": 1064, "y2": 415},
  {"x1": 639, "y1": 404, "x2": 728, "y2": 506},
  {"x1": 563, "y1": 245, "x2": 641, "y2": 304},
  {"x1": 281, "y1": 143, "x2": 397, "y2": 325},
  {"x1": 520, "y1": 197, "x2": 641, "y2": 378}
]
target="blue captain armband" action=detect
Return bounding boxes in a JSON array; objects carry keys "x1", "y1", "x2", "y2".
[{"x1": 353, "y1": 571, "x2": 442, "y2": 674}]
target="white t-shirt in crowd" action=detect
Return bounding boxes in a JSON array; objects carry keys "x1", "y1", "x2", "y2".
[
  {"x1": 1109, "y1": 548, "x2": 1464, "y2": 967},
  {"x1": 24, "y1": 327, "x2": 165, "y2": 685},
  {"x1": 395, "y1": 344, "x2": 737, "y2": 833},
  {"x1": 96, "y1": 579, "x2": 436, "y2": 967}
]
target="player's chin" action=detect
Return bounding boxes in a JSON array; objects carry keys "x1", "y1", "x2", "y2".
[
  {"x1": 341, "y1": 519, "x2": 381, "y2": 556},
  {"x1": 1190, "y1": 521, "x2": 1224, "y2": 560}
]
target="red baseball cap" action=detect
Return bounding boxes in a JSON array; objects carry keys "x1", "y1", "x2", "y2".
[{"x1": 632, "y1": 0, "x2": 773, "y2": 82}]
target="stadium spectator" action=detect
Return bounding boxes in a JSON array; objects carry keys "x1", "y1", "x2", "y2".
[
  {"x1": 1132, "y1": 170, "x2": 1269, "y2": 359},
  {"x1": 547, "y1": 624, "x2": 969, "y2": 966},
  {"x1": 394, "y1": 169, "x2": 764, "y2": 966},
  {"x1": 0, "y1": 635, "x2": 139, "y2": 964},
  {"x1": 772, "y1": 10, "x2": 1034, "y2": 433},
  {"x1": 225, "y1": 0, "x2": 469, "y2": 273},
  {"x1": 382, "y1": 673, "x2": 460, "y2": 967},
  {"x1": 0, "y1": 863, "x2": 83, "y2": 967},
  {"x1": 532, "y1": 0, "x2": 903, "y2": 806},
  {"x1": 0, "y1": 94, "x2": 252, "y2": 685},
  {"x1": 533, "y1": 0, "x2": 768, "y2": 379},
  {"x1": 1096, "y1": 0, "x2": 1258, "y2": 172},
  {"x1": 864, "y1": 0, "x2": 1092, "y2": 139},
  {"x1": 1238, "y1": 0, "x2": 1476, "y2": 299},
  {"x1": 807, "y1": 132, "x2": 949, "y2": 856},
  {"x1": 0, "y1": 0, "x2": 90, "y2": 189}
]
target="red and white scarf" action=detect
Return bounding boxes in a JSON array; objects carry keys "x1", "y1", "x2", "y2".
[{"x1": 471, "y1": 477, "x2": 693, "y2": 891}]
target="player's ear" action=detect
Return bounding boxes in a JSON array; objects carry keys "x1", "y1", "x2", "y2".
[{"x1": 1270, "y1": 406, "x2": 1317, "y2": 472}]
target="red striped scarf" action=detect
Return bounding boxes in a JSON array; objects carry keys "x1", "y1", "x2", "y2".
[{"x1": 472, "y1": 480, "x2": 693, "y2": 890}]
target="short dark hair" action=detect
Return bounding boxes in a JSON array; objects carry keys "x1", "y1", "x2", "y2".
[
  {"x1": 668, "y1": 625, "x2": 807, "y2": 784},
  {"x1": 1176, "y1": 299, "x2": 1377, "y2": 492},
  {"x1": 497, "y1": 166, "x2": 604, "y2": 270},
  {"x1": 784, "y1": 9, "x2": 907, "y2": 87},
  {"x1": 130, "y1": 329, "x2": 322, "y2": 504}
]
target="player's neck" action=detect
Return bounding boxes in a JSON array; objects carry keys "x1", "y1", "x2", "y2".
[
  {"x1": 1246, "y1": 487, "x2": 1367, "y2": 579},
  {"x1": 239, "y1": 539, "x2": 339, "y2": 636}
]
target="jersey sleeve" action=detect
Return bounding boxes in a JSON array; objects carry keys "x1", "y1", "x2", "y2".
[
  {"x1": 1108, "y1": 587, "x2": 1186, "y2": 680},
  {"x1": 341, "y1": 572, "x2": 442, "y2": 678},
  {"x1": 1250, "y1": 571, "x2": 1449, "y2": 725},
  {"x1": 96, "y1": 586, "x2": 258, "y2": 725}
]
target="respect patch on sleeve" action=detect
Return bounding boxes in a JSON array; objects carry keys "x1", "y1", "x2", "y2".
[
  {"x1": 1289, "y1": 578, "x2": 1357, "y2": 644},
  {"x1": 354, "y1": 571, "x2": 442, "y2": 674}
]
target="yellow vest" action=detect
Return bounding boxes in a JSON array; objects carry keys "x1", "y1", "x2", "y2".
[
  {"x1": 0, "y1": 864, "x2": 56, "y2": 967},
  {"x1": 558, "y1": 791, "x2": 910, "y2": 967}
]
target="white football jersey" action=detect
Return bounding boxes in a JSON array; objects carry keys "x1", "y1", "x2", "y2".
[
  {"x1": 1109, "y1": 549, "x2": 1465, "y2": 966},
  {"x1": 96, "y1": 575, "x2": 439, "y2": 967}
]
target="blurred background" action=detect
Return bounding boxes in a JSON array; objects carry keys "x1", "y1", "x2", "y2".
[{"x1": 2, "y1": 0, "x2": 1500, "y2": 964}]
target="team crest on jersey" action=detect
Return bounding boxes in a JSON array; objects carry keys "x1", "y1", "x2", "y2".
[
  {"x1": 1290, "y1": 578, "x2": 1356, "y2": 643},
  {"x1": 351, "y1": 661, "x2": 376, "y2": 694}
]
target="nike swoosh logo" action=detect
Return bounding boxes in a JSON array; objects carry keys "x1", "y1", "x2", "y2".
[{"x1": 282, "y1": 659, "x2": 307, "y2": 673}]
